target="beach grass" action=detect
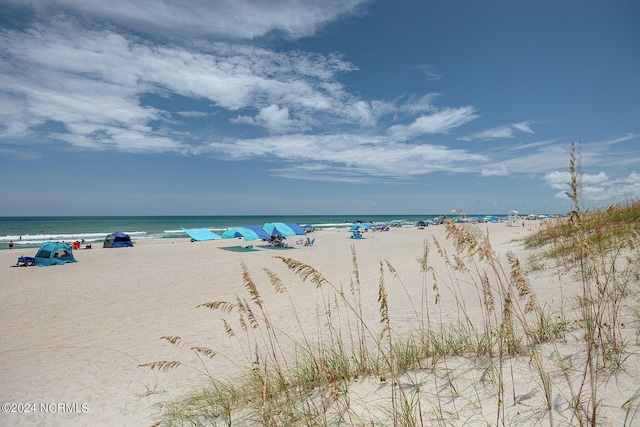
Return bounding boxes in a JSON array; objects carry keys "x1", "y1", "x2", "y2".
[{"x1": 142, "y1": 143, "x2": 640, "y2": 426}]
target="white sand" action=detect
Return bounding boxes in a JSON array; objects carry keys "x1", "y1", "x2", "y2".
[{"x1": 1, "y1": 222, "x2": 638, "y2": 426}]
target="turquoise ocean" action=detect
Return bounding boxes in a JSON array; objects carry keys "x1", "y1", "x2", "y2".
[{"x1": 0, "y1": 214, "x2": 510, "y2": 251}]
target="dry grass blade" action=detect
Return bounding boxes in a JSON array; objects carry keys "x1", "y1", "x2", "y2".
[
  {"x1": 241, "y1": 260, "x2": 263, "y2": 308},
  {"x1": 351, "y1": 245, "x2": 361, "y2": 293},
  {"x1": 507, "y1": 252, "x2": 542, "y2": 318},
  {"x1": 161, "y1": 335, "x2": 185, "y2": 346},
  {"x1": 236, "y1": 296, "x2": 248, "y2": 332},
  {"x1": 378, "y1": 261, "x2": 390, "y2": 340},
  {"x1": 275, "y1": 256, "x2": 330, "y2": 288},
  {"x1": 190, "y1": 347, "x2": 218, "y2": 359},
  {"x1": 384, "y1": 259, "x2": 398, "y2": 277},
  {"x1": 263, "y1": 268, "x2": 286, "y2": 294},
  {"x1": 445, "y1": 220, "x2": 479, "y2": 257},
  {"x1": 196, "y1": 301, "x2": 236, "y2": 313},
  {"x1": 139, "y1": 361, "x2": 182, "y2": 371},
  {"x1": 481, "y1": 270, "x2": 494, "y2": 313},
  {"x1": 244, "y1": 299, "x2": 260, "y2": 330},
  {"x1": 565, "y1": 140, "x2": 583, "y2": 213},
  {"x1": 416, "y1": 239, "x2": 431, "y2": 273},
  {"x1": 222, "y1": 318, "x2": 235, "y2": 337}
]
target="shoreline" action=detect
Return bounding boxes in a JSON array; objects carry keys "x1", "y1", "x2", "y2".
[{"x1": 0, "y1": 214, "x2": 557, "y2": 251}]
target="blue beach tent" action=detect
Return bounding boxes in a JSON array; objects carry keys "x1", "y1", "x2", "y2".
[
  {"x1": 103, "y1": 232, "x2": 134, "y2": 248},
  {"x1": 34, "y1": 242, "x2": 77, "y2": 267}
]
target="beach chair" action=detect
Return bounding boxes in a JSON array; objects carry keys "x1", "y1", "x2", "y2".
[{"x1": 15, "y1": 256, "x2": 36, "y2": 267}]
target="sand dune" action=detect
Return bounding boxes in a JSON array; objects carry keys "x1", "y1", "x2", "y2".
[{"x1": 1, "y1": 222, "x2": 637, "y2": 426}]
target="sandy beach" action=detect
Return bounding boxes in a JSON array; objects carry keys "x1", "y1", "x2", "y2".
[{"x1": 1, "y1": 222, "x2": 638, "y2": 426}]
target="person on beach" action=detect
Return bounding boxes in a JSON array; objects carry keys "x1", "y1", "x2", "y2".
[{"x1": 8, "y1": 240, "x2": 14, "y2": 249}]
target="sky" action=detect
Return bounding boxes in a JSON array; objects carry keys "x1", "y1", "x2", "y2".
[{"x1": 0, "y1": 1, "x2": 639, "y2": 216}]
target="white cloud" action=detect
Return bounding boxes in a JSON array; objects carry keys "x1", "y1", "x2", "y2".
[
  {"x1": 472, "y1": 122, "x2": 535, "y2": 140},
  {"x1": 543, "y1": 170, "x2": 640, "y2": 205},
  {"x1": 542, "y1": 171, "x2": 570, "y2": 190},
  {"x1": 0, "y1": 19, "x2": 364, "y2": 151},
  {"x1": 513, "y1": 122, "x2": 534, "y2": 134},
  {"x1": 3, "y1": 2, "x2": 633, "y2": 192},
  {"x1": 205, "y1": 133, "x2": 489, "y2": 181},
  {"x1": 387, "y1": 106, "x2": 478, "y2": 140},
  {"x1": 474, "y1": 126, "x2": 514, "y2": 139},
  {"x1": 415, "y1": 64, "x2": 443, "y2": 82},
  {"x1": 176, "y1": 111, "x2": 209, "y2": 118},
  {"x1": 495, "y1": 143, "x2": 569, "y2": 174},
  {"x1": 231, "y1": 104, "x2": 303, "y2": 134},
  {"x1": 13, "y1": 0, "x2": 370, "y2": 40},
  {"x1": 582, "y1": 171, "x2": 609, "y2": 184},
  {"x1": 397, "y1": 93, "x2": 439, "y2": 114},
  {"x1": 481, "y1": 165, "x2": 509, "y2": 176},
  {"x1": 0, "y1": 15, "x2": 489, "y2": 174}
]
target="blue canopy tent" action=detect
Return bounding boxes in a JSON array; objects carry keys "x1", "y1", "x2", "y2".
[
  {"x1": 263, "y1": 222, "x2": 306, "y2": 237},
  {"x1": 34, "y1": 242, "x2": 77, "y2": 267},
  {"x1": 221, "y1": 226, "x2": 270, "y2": 241},
  {"x1": 181, "y1": 227, "x2": 222, "y2": 241}
]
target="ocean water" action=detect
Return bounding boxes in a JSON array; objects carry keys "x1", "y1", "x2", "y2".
[{"x1": 0, "y1": 214, "x2": 514, "y2": 251}]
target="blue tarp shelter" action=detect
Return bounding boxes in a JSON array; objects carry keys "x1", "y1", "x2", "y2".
[
  {"x1": 103, "y1": 232, "x2": 134, "y2": 248},
  {"x1": 34, "y1": 242, "x2": 77, "y2": 267},
  {"x1": 222, "y1": 226, "x2": 270, "y2": 241},
  {"x1": 181, "y1": 227, "x2": 222, "y2": 241},
  {"x1": 263, "y1": 222, "x2": 306, "y2": 237}
]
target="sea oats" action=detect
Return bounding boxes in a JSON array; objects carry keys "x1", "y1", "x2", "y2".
[
  {"x1": 416, "y1": 240, "x2": 431, "y2": 273},
  {"x1": 241, "y1": 260, "x2": 263, "y2": 308},
  {"x1": 378, "y1": 261, "x2": 390, "y2": 340},
  {"x1": 351, "y1": 245, "x2": 361, "y2": 294},
  {"x1": 452, "y1": 254, "x2": 467, "y2": 273},
  {"x1": 236, "y1": 296, "x2": 248, "y2": 332},
  {"x1": 276, "y1": 256, "x2": 330, "y2": 288},
  {"x1": 196, "y1": 301, "x2": 236, "y2": 313},
  {"x1": 385, "y1": 259, "x2": 398, "y2": 276},
  {"x1": 222, "y1": 318, "x2": 235, "y2": 337},
  {"x1": 160, "y1": 335, "x2": 184, "y2": 346},
  {"x1": 190, "y1": 347, "x2": 218, "y2": 359},
  {"x1": 481, "y1": 271, "x2": 494, "y2": 313},
  {"x1": 263, "y1": 268, "x2": 286, "y2": 294},
  {"x1": 139, "y1": 361, "x2": 181, "y2": 372}
]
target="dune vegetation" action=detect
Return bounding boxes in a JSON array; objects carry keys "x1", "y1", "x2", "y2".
[{"x1": 142, "y1": 143, "x2": 640, "y2": 426}]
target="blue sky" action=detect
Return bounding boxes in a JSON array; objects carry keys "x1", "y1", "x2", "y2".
[{"x1": 1, "y1": 0, "x2": 638, "y2": 216}]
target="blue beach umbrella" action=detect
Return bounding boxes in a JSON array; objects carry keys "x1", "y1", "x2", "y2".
[{"x1": 349, "y1": 224, "x2": 371, "y2": 231}]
